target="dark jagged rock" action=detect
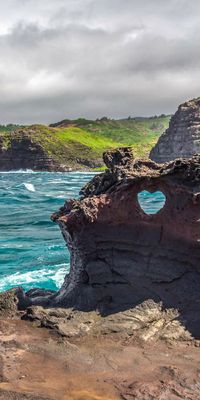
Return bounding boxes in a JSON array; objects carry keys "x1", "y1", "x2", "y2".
[
  {"x1": 103, "y1": 146, "x2": 135, "y2": 170},
  {"x1": 17, "y1": 148, "x2": 200, "y2": 339},
  {"x1": 150, "y1": 97, "x2": 200, "y2": 162}
]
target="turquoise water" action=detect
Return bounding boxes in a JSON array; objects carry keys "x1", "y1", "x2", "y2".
[
  {"x1": 0, "y1": 172, "x2": 166, "y2": 292},
  {"x1": 0, "y1": 171, "x2": 96, "y2": 292},
  {"x1": 137, "y1": 190, "x2": 166, "y2": 215}
]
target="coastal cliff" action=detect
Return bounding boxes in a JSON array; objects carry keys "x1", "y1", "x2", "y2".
[
  {"x1": 150, "y1": 97, "x2": 200, "y2": 162},
  {"x1": 0, "y1": 126, "x2": 104, "y2": 171},
  {"x1": 0, "y1": 132, "x2": 64, "y2": 171}
]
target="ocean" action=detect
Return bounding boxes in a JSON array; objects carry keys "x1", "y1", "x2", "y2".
[{"x1": 0, "y1": 171, "x2": 166, "y2": 292}]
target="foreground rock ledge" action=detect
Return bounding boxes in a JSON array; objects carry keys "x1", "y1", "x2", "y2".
[
  {"x1": 0, "y1": 314, "x2": 199, "y2": 400},
  {"x1": 15, "y1": 147, "x2": 200, "y2": 340}
]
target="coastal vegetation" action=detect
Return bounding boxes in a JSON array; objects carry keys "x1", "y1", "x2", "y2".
[
  {"x1": 0, "y1": 115, "x2": 170, "y2": 170},
  {"x1": 50, "y1": 115, "x2": 170, "y2": 158}
]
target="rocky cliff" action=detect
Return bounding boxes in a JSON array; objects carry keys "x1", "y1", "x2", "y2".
[
  {"x1": 0, "y1": 131, "x2": 65, "y2": 171},
  {"x1": 16, "y1": 147, "x2": 200, "y2": 340},
  {"x1": 0, "y1": 126, "x2": 107, "y2": 171},
  {"x1": 150, "y1": 97, "x2": 200, "y2": 163}
]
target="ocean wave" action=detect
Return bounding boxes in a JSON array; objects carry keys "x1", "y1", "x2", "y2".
[
  {"x1": 0, "y1": 264, "x2": 68, "y2": 292},
  {"x1": 0, "y1": 171, "x2": 96, "y2": 292},
  {"x1": 0, "y1": 170, "x2": 98, "y2": 174},
  {"x1": 23, "y1": 183, "x2": 36, "y2": 192},
  {"x1": 0, "y1": 169, "x2": 36, "y2": 173}
]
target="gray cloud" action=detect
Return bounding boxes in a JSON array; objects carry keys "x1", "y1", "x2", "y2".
[{"x1": 0, "y1": 0, "x2": 200, "y2": 123}]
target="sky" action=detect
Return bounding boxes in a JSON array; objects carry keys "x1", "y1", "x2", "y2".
[{"x1": 0, "y1": 0, "x2": 200, "y2": 124}]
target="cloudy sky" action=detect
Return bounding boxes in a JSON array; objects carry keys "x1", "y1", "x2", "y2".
[{"x1": 0, "y1": 0, "x2": 200, "y2": 123}]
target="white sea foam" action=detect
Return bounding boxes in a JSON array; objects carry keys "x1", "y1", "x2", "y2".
[
  {"x1": 0, "y1": 170, "x2": 98, "y2": 174},
  {"x1": 74, "y1": 171, "x2": 97, "y2": 173},
  {"x1": 23, "y1": 183, "x2": 35, "y2": 192},
  {"x1": 0, "y1": 169, "x2": 36, "y2": 173},
  {"x1": 53, "y1": 267, "x2": 68, "y2": 287},
  {"x1": 0, "y1": 264, "x2": 68, "y2": 292}
]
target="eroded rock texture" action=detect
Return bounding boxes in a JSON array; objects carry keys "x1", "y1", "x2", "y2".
[
  {"x1": 150, "y1": 97, "x2": 200, "y2": 162},
  {"x1": 19, "y1": 147, "x2": 200, "y2": 339}
]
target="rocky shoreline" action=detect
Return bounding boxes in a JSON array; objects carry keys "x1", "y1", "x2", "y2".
[{"x1": 1, "y1": 147, "x2": 200, "y2": 399}]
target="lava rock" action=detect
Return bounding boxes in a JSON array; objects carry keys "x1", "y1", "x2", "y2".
[{"x1": 16, "y1": 148, "x2": 200, "y2": 340}]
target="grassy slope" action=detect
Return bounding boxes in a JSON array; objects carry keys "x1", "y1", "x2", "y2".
[
  {"x1": 80, "y1": 116, "x2": 170, "y2": 157},
  {"x1": 0, "y1": 116, "x2": 170, "y2": 169},
  {"x1": 31, "y1": 125, "x2": 124, "y2": 167},
  {"x1": 51, "y1": 115, "x2": 170, "y2": 157}
]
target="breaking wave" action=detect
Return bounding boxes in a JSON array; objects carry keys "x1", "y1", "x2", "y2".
[
  {"x1": 0, "y1": 171, "x2": 96, "y2": 292},
  {"x1": 0, "y1": 264, "x2": 68, "y2": 292}
]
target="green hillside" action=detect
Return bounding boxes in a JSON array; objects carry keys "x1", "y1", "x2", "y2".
[
  {"x1": 50, "y1": 115, "x2": 170, "y2": 158},
  {"x1": 0, "y1": 115, "x2": 170, "y2": 170}
]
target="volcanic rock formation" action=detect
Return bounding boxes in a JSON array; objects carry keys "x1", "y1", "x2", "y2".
[
  {"x1": 150, "y1": 97, "x2": 200, "y2": 163},
  {"x1": 17, "y1": 147, "x2": 200, "y2": 340}
]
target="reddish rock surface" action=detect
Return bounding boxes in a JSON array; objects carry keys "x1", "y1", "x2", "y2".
[
  {"x1": 0, "y1": 315, "x2": 200, "y2": 400},
  {"x1": 18, "y1": 147, "x2": 200, "y2": 341}
]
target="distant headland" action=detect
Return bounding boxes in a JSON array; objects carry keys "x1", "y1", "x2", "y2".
[{"x1": 0, "y1": 115, "x2": 170, "y2": 171}]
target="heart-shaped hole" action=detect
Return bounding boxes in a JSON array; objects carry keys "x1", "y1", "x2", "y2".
[{"x1": 137, "y1": 190, "x2": 166, "y2": 215}]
